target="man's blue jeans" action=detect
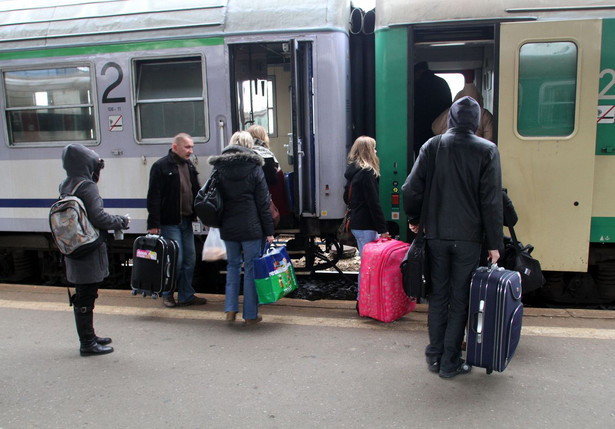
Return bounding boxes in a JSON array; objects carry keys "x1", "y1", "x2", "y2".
[
  {"x1": 161, "y1": 217, "x2": 196, "y2": 303},
  {"x1": 224, "y1": 239, "x2": 262, "y2": 320}
]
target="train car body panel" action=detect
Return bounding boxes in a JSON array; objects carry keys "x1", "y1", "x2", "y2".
[
  {"x1": 0, "y1": 0, "x2": 352, "y2": 283},
  {"x1": 499, "y1": 19, "x2": 601, "y2": 272},
  {"x1": 375, "y1": 1, "x2": 615, "y2": 284}
]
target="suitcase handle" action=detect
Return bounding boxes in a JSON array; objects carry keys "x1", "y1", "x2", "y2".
[{"x1": 470, "y1": 300, "x2": 485, "y2": 344}]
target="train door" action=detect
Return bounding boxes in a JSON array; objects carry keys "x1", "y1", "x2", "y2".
[
  {"x1": 498, "y1": 20, "x2": 601, "y2": 272},
  {"x1": 289, "y1": 41, "x2": 315, "y2": 216},
  {"x1": 229, "y1": 41, "x2": 315, "y2": 220}
]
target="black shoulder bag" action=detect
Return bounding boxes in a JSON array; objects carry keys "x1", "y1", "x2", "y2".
[
  {"x1": 194, "y1": 169, "x2": 224, "y2": 228},
  {"x1": 400, "y1": 136, "x2": 440, "y2": 299}
]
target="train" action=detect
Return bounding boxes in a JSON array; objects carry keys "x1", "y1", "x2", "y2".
[
  {"x1": 374, "y1": 0, "x2": 615, "y2": 304},
  {"x1": 1, "y1": 0, "x2": 615, "y2": 304},
  {"x1": 0, "y1": 0, "x2": 368, "y2": 287}
]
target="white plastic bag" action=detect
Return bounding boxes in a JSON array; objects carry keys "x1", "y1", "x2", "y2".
[{"x1": 202, "y1": 227, "x2": 226, "y2": 261}]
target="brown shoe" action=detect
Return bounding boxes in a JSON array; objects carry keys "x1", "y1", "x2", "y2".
[
  {"x1": 244, "y1": 316, "x2": 262, "y2": 326},
  {"x1": 225, "y1": 311, "x2": 237, "y2": 322},
  {"x1": 162, "y1": 296, "x2": 177, "y2": 308},
  {"x1": 178, "y1": 296, "x2": 208, "y2": 307}
]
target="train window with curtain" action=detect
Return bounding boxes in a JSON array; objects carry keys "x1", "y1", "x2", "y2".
[
  {"x1": 134, "y1": 56, "x2": 207, "y2": 142},
  {"x1": 517, "y1": 41, "x2": 578, "y2": 137},
  {"x1": 3, "y1": 65, "x2": 97, "y2": 146}
]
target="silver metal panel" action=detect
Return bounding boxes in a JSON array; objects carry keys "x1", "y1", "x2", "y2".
[
  {"x1": 0, "y1": 0, "x2": 351, "y2": 50},
  {"x1": 376, "y1": 0, "x2": 615, "y2": 29}
]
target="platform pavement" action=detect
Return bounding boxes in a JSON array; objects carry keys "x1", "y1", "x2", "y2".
[{"x1": 2, "y1": 283, "x2": 615, "y2": 428}]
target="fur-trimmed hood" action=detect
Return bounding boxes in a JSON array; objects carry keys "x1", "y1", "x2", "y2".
[{"x1": 209, "y1": 144, "x2": 264, "y2": 180}]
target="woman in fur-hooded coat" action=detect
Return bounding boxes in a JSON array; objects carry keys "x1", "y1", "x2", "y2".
[{"x1": 208, "y1": 131, "x2": 274, "y2": 325}]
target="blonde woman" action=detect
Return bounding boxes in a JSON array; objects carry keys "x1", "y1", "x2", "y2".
[
  {"x1": 343, "y1": 136, "x2": 389, "y2": 302},
  {"x1": 208, "y1": 131, "x2": 275, "y2": 325}
]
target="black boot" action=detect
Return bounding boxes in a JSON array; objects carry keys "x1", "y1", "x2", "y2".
[
  {"x1": 74, "y1": 306, "x2": 113, "y2": 356},
  {"x1": 94, "y1": 336, "x2": 112, "y2": 345}
]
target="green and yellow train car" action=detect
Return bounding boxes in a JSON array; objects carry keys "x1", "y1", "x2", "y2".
[{"x1": 374, "y1": 0, "x2": 615, "y2": 303}]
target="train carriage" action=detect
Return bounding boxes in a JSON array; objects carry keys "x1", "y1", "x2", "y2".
[
  {"x1": 375, "y1": 0, "x2": 615, "y2": 302},
  {"x1": 0, "y1": 0, "x2": 354, "y2": 283}
]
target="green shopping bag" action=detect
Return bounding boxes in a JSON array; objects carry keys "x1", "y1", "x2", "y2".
[{"x1": 254, "y1": 245, "x2": 298, "y2": 304}]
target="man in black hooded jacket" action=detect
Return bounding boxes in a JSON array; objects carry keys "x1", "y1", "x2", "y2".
[{"x1": 402, "y1": 96, "x2": 503, "y2": 378}]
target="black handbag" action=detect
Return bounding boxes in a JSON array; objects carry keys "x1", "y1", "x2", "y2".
[
  {"x1": 400, "y1": 136, "x2": 440, "y2": 299},
  {"x1": 336, "y1": 182, "x2": 357, "y2": 247},
  {"x1": 194, "y1": 169, "x2": 223, "y2": 228},
  {"x1": 501, "y1": 226, "x2": 545, "y2": 294}
]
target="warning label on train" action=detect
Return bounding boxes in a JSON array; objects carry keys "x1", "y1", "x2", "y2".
[
  {"x1": 597, "y1": 106, "x2": 615, "y2": 123},
  {"x1": 109, "y1": 115, "x2": 123, "y2": 131}
]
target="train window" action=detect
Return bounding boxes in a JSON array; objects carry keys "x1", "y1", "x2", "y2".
[
  {"x1": 517, "y1": 42, "x2": 578, "y2": 137},
  {"x1": 238, "y1": 77, "x2": 277, "y2": 136},
  {"x1": 134, "y1": 57, "x2": 206, "y2": 142},
  {"x1": 3, "y1": 66, "x2": 97, "y2": 146}
]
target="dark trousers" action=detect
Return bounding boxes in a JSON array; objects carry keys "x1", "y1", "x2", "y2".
[
  {"x1": 424, "y1": 239, "x2": 481, "y2": 373},
  {"x1": 72, "y1": 283, "x2": 100, "y2": 344}
]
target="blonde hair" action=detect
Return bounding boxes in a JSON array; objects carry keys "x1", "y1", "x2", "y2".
[
  {"x1": 229, "y1": 131, "x2": 254, "y2": 149},
  {"x1": 347, "y1": 136, "x2": 380, "y2": 177},
  {"x1": 247, "y1": 124, "x2": 270, "y2": 148}
]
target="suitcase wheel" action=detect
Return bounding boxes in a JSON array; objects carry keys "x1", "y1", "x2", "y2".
[
  {"x1": 486, "y1": 368, "x2": 493, "y2": 375},
  {"x1": 131, "y1": 290, "x2": 137, "y2": 296},
  {"x1": 142, "y1": 292, "x2": 147, "y2": 297},
  {"x1": 151, "y1": 293, "x2": 158, "y2": 299}
]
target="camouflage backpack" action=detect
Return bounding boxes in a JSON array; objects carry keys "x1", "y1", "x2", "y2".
[{"x1": 49, "y1": 181, "x2": 103, "y2": 258}]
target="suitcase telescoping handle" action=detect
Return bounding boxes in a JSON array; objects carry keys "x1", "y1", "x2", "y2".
[{"x1": 470, "y1": 300, "x2": 485, "y2": 344}]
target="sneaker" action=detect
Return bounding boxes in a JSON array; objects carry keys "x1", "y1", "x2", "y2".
[
  {"x1": 178, "y1": 296, "x2": 208, "y2": 307},
  {"x1": 225, "y1": 311, "x2": 237, "y2": 322},
  {"x1": 427, "y1": 361, "x2": 440, "y2": 374},
  {"x1": 162, "y1": 296, "x2": 177, "y2": 308},
  {"x1": 439, "y1": 361, "x2": 472, "y2": 379}
]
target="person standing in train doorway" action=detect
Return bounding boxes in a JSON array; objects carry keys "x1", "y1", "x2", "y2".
[
  {"x1": 59, "y1": 144, "x2": 130, "y2": 356},
  {"x1": 146, "y1": 133, "x2": 208, "y2": 308},
  {"x1": 402, "y1": 96, "x2": 503, "y2": 378},
  {"x1": 413, "y1": 61, "x2": 452, "y2": 157}
]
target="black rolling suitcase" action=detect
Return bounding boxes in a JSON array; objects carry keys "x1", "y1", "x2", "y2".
[
  {"x1": 466, "y1": 265, "x2": 523, "y2": 374},
  {"x1": 131, "y1": 234, "x2": 179, "y2": 298}
]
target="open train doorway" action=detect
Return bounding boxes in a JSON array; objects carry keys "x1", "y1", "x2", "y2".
[
  {"x1": 228, "y1": 41, "x2": 316, "y2": 224},
  {"x1": 409, "y1": 24, "x2": 497, "y2": 162}
]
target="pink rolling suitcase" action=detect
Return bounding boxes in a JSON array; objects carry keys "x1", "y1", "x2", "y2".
[{"x1": 358, "y1": 238, "x2": 416, "y2": 322}]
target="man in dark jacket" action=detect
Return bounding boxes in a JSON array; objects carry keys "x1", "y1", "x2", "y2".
[
  {"x1": 147, "y1": 133, "x2": 207, "y2": 308},
  {"x1": 413, "y1": 61, "x2": 452, "y2": 157},
  {"x1": 59, "y1": 144, "x2": 129, "y2": 356},
  {"x1": 402, "y1": 96, "x2": 503, "y2": 379}
]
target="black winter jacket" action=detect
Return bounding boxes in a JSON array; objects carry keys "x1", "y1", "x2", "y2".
[
  {"x1": 402, "y1": 96, "x2": 503, "y2": 250},
  {"x1": 208, "y1": 145, "x2": 274, "y2": 242},
  {"x1": 147, "y1": 149, "x2": 201, "y2": 229},
  {"x1": 343, "y1": 163, "x2": 388, "y2": 234}
]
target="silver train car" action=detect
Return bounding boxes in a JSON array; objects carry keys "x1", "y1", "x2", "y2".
[{"x1": 0, "y1": 0, "x2": 356, "y2": 283}]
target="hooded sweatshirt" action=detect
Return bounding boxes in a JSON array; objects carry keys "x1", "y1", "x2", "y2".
[
  {"x1": 59, "y1": 144, "x2": 127, "y2": 283},
  {"x1": 402, "y1": 96, "x2": 503, "y2": 250}
]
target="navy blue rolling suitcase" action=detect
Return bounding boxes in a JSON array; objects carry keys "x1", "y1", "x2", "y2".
[
  {"x1": 130, "y1": 234, "x2": 179, "y2": 299},
  {"x1": 466, "y1": 265, "x2": 523, "y2": 374}
]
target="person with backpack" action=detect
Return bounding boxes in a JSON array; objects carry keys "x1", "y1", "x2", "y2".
[{"x1": 58, "y1": 144, "x2": 129, "y2": 356}]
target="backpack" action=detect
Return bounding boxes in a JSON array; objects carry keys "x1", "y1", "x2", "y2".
[{"x1": 49, "y1": 181, "x2": 104, "y2": 258}]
